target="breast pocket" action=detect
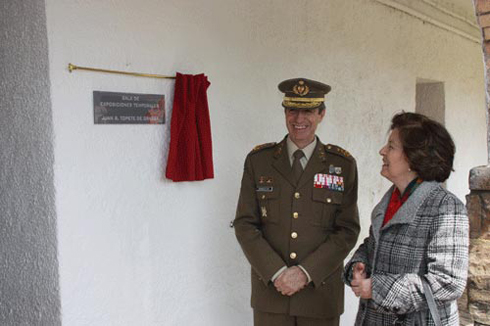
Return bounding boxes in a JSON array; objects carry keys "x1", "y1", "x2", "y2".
[
  {"x1": 311, "y1": 188, "x2": 343, "y2": 228},
  {"x1": 257, "y1": 188, "x2": 281, "y2": 225}
]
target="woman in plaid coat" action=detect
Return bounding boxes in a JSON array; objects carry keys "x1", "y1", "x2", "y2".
[{"x1": 344, "y1": 112, "x2": 469, "y2": 325}]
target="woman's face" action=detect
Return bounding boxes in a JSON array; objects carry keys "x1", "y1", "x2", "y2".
[{"x1": 379, "y1": 128, "x2": 414, "y2": 185}]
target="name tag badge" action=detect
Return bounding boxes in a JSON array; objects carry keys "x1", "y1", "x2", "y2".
[
  {"x1": 256, "y1": 186, "x2": 273, "y2": 192},
  {"x1": 314, "y1": 173, "x2": 344, "y2": 192}
]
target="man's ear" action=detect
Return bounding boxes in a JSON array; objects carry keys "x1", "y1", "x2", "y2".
[{"x1": 319, "y1": 109, "x2": 326, "y2": 119}]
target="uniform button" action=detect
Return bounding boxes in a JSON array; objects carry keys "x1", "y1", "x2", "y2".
[
  {"x1": 291, "y1": 232, "x2": 298, "y2": 239},
  {"x1": 290, "y1": 252, "x2": 297, "y2": 259},
  {"x1": 261, "y1": 195, "x2": 266, "y2": 199},
  {"x1": 327, "y1": 145, "x2": 332, "y2": 149},
  {"x1": 326, "y1": 198, "x2": 332, "y2": 203},
  {"x1": 294, "y1": 192, "x2": 300, "y2": 199},
  {"x1": 293, "y1": 212, "x2": 299, "y2": 219}
]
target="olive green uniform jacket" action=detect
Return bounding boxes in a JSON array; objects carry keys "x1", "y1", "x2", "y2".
[{"x1": 234, "y1": 137, "x2": 360, "y2": 319}]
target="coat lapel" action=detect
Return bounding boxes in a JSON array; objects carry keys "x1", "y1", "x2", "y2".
[
  {"x1": 372, "y1": 181, "x2": 440, "y2": 241},
  {"x1": 383, "y1": 181, "x2": 439, "y2": 228},
  {"x1": 371, "y1": 186, "x2": 393, "y2": 243}
]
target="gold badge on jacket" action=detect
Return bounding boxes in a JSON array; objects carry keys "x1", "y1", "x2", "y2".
[
  {"x1": 260, "y1": 207, "x2": 268, "y2": 218},
  {"x1": 259, "y1": 176, "x2": 273, "y2": 184}
]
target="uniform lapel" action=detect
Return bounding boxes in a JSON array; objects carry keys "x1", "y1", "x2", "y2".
[
  {"x1": 272, "y1": 139, "x2": 297, "y2": 187},
  {"x1": 297, "y1": 140, "x2": 328, "y2": 189}
]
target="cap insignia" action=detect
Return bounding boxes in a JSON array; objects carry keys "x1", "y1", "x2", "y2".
[{"x1": 293, "y1": 80, "x2": 309, "y2": 96}]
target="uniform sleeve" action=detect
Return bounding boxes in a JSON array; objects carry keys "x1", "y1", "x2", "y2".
[
  {"x1": 370, "y1": 195, "x2": 469, "y2": 314},
  {"x1": 300, "y1": 158, "x2": 361, "y2": 286},
  {"x1": 234, "y1": 155, "x2": 286, "y2": 285}
]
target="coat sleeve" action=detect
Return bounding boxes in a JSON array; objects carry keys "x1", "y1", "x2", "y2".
[
  {"x1": 370, "y1": 194, "x2": 469, "y2": 314},
  {"x1": 343, "y1": 227, "x2": 374, "y2": 286},
  {"x1": 300, "y1": 158, "x2": 361, "y2": 286},
  {"x1": 233, "y1": 155, "x2": 286, "y2": 285}
]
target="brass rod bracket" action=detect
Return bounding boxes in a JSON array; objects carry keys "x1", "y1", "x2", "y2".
[{"x1": 67, "y1": 63, "x2": 175, "y2": 79}]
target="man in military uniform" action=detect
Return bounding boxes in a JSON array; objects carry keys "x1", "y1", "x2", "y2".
[{"x1": 234, "y1": 78, "x2": 360, "y2": 326}]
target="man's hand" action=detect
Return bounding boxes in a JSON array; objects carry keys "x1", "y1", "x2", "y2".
[{"x1": 274, "y1": 266, "x2": 308, "y2": 296}]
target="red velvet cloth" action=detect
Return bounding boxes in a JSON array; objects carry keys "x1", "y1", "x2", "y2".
[{"x1": 165, "y1": 73, "x2": 214, "y2": 181}]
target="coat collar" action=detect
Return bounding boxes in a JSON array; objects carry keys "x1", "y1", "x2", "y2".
[{"x1": 371, "y1": 181, "x2": 440, "y2": 242}]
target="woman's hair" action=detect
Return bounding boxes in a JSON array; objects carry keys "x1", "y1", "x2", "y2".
[{"x1": 390, "y1": 112, "x2": 455, "y2": 182}]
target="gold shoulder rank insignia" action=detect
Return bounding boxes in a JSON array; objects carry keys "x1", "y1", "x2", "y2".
[
  {"x1": 251, "y1": 142, "x2": 277, "y2": 153},
  {"x1": 325, "y1": 144, "x2": 353, "y2": 159}
]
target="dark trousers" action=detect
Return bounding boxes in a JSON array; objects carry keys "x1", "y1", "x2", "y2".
[{"x1": 254, "y1": 310, "x2": 340, "y2": 326}]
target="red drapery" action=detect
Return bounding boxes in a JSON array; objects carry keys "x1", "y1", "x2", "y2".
[{"x1": 165, "y1": 73, "x2": 214, "y2": 181}]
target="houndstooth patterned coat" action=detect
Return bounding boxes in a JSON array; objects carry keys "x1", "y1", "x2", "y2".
[{"x1": 344, "y1": 181, "x2": 469, "y2": 326}]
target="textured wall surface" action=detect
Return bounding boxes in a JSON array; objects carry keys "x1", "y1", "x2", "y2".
[
  {"x1": 44, "y1": 0, "x2": 485, "y2": 325},
  {"x1": 0, "y1": 1, "x2": 60, "y2": 325},
  {"x1": 465, "y1": 166, "x2": 490, "y2": 325}
]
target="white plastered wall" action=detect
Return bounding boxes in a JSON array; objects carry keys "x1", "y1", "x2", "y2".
[{"x1": 45, "y1": 0, "x2": 486, "y2": 325}]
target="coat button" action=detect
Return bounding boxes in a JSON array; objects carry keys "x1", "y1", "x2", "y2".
[
  {"x1": 326, "y1": 198, "x2": 332, "y2": 203},
  {"x1": 294, "y1": 192, "x2": 300, "y2": 199},
  {"x1": 291, "y1": 232, "x2": 298, "y2": 239},
  {"x1": 293, "y1": 212, "x2": 299, "y2": 219},
  {"x1": 290, "y1": 252, "x2": 297, "y2": 259}
]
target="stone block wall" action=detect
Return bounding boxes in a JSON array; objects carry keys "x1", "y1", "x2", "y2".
[
  {"x1": 463, "y1": 166, "x2": 490, "y2": 325},
  {"x1": 467, "y1": 2, "x2": 490, "y2": 324}
]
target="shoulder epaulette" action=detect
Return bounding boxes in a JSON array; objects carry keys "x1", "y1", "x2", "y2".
[
  {"x1": 324, "y1": 144, "x2": 354, "y2": 160},
  {"x1": 250, "y1": 142, "x2": 277, "y2": 154}
]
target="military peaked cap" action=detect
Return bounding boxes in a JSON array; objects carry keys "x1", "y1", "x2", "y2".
[{"x1": 278, "y1": 78, "x2": 331, "y2": 110}]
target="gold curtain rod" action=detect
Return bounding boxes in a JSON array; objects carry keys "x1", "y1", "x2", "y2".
[{"x1": 67, "y1": 63, "x2": 176, "y2": 79}]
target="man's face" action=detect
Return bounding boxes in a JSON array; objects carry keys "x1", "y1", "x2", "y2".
[{"x1": 285, "y1": 108, "x2": 325, "y2": 148}]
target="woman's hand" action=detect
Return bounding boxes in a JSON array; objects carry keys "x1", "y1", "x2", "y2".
[
  {"x1": 351, "y1": 277, "x2": 372, "y2": 299},
  {"x1": 351, "y1": 263, "x2": 372, "y2": 299},
  {"x1": 352, "y1": 262, "x2": 367, "y2": 281}
]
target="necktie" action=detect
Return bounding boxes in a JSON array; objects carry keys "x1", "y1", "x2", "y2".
[{"x1": 292, "y1": 150, "x2": 305, "y2": 184}]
